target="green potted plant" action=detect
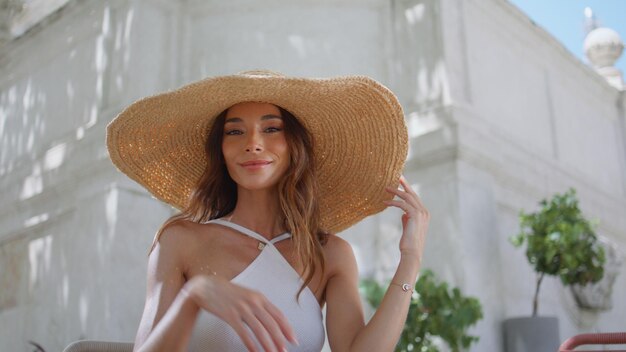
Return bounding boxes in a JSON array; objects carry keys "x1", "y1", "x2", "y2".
[
  {"x1": 361, "y1": 269, "x2": 483, "y2": 352},
  {"x1": 505, "y1": 187, "x2": 605, "y2": 352}
]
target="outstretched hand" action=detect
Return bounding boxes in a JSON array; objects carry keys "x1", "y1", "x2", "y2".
[
  {"x1": 383, "y1": 175, "x2": 430, "y2": 261},
  {"x1": 184, "y1": 275, "x2": 298, "y2": 352}
]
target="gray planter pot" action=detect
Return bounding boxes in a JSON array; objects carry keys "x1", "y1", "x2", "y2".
[{"x1": 503, "y1": 316, "x2": 560, "y2": 352}]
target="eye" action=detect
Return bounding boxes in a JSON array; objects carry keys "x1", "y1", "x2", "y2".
[
  {"x1": 265, "y1": 127, "x2": 282, "y2": 133},
  {"x1": 224, "y1": 129, "x2": 243, "y2": 136}
]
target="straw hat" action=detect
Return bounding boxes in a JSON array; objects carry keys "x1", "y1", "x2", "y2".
[{"x1": 106, "y1": 70, "x2": 408, "y2": 234}]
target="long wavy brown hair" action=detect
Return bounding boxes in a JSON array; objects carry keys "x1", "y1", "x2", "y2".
[{"x1": 151, "y1": 104, "x2": 328, "y2": 300}]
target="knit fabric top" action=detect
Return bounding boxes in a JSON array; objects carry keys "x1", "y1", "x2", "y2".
[{"x1": 187, "y1": 219, "x2": 325, "y2": 351}]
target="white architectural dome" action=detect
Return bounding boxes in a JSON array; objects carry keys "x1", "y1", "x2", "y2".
[{"x1": 584, "y1": 27, "x2": 624, "y2": 68}]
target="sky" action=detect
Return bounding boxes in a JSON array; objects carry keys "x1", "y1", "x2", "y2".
[{"x1": 507, "y1": 0, "x2": 626, "y2": 74}]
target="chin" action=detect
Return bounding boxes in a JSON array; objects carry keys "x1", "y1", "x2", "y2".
[
  {"x1": 234, "y1": 178, "x2": 281, "y2": 192},
  {"x1": 240, "y1": 184, "x2": 280, "y2": 192}
]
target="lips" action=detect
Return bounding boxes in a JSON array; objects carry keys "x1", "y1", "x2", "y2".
[
  {"x1": 240, "y1": 160, "x2": 272, "y2": 166},
  {"x1": 239, "y1": 160, "x2": 273, "y2": 171}
]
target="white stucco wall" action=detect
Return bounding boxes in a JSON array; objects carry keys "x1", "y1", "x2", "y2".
[
  {"x1": 430, "y1": 0, "x2": 626, "y2": 350},
  {"x1": 0, "y1": 0, "x2": 624, "y2": 351},
  {"x1": 0, "y1": 1, "x2": 178, "y2": 350}
]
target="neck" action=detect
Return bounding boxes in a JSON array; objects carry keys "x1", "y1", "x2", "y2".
[{"x1": 227, "y1": 186, "x2": 285, "y2": 240}]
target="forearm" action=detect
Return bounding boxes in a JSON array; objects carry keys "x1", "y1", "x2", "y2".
[
  {"x1": 135, "y1": 286, "x2": 200, "y2": 352},
  {"x1": 350, "y1": 253, "x2": 421, "y2": 352}
]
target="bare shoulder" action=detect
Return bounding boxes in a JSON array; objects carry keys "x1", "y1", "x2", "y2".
[
  {"x1": 155, "y1": 220, "x2": 196, "y2": 248},
  {"x1": 152, "y1": 219, "x2": 213, "y2": 263},
  {"x1": 152, "y1": 219, "x2": 228, "y2": 262},
  {"x1": 322, "y1": 234, "x2": 357, "y2": 276}
]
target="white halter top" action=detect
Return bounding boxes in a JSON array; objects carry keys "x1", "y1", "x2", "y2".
[{"x1": 187, "y1": 219, "x2": 325, "y2": 352}]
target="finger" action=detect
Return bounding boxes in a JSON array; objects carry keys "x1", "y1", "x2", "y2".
[
  {"x1": 399, "y1": 176, "x2": 427, "y2": 209},
  {"x1": 265, "y1": 301, "x2": 298, "y2": 345},
  {"x1": 254, "y1": 307, "x2": 289, "y2": 351},
  {"x1": 230, "y1": 319, "x2": 259, "y2": 352},
  {"x1": 385, "y1": 186, "x2": 418, "y2": 208},
  {"x1": 383, "y1": 199, "x2": 414, "y2": 215},
  {"x1": 399, "y1": 175, "x2": 419, "y2": 197},
  {"x1": 243, "y1": 312, "x2": 277, "y2": 352}
]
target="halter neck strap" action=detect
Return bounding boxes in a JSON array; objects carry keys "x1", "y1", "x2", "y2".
[{"x1": 206, "y1": 219, "x2": 292, "y2": 245}]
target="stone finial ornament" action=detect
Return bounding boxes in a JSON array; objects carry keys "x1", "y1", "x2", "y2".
[
  {"x1": 584, "y1": 27, "x2": 624, "y2": 69},
  {"x1": 583, "y1": 8, "x2": 625, "y2": 89},
  {"x1": 583, "y1": 7, "x2": 598, "y2": 34}
]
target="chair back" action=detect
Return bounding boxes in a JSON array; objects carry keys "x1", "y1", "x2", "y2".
[{"x1": 63, "y1": 340, "x2": 134, "y2": 352}]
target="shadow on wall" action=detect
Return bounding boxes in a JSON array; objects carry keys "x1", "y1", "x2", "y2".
[{"x1": 0, "y1": 3, "x2": 151, "y2": 351}]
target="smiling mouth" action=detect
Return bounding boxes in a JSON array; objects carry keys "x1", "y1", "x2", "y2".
[
  {"x1": 240, "y1": 160, "x2": 272, "y2": 166},
  {"x1": 239, "y1": 160, "x2": 273, "y2": 170}
]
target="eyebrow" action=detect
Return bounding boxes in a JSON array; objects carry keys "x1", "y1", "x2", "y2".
[{"x1": 224, "y1": 114, "x2": 283, "y2": 124}]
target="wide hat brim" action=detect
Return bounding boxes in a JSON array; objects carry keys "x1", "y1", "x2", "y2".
[{"x1": 106, "y1": 70, "x2": 408, "y2": 234}]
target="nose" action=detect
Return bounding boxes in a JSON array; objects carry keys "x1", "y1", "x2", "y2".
[{"x1": 245, "y1": 129, "x2": 263, "y2": 152}]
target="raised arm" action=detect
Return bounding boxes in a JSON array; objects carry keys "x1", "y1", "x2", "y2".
[{"x1": 325, "y1": 175, "x2": 429, "y2": 351}]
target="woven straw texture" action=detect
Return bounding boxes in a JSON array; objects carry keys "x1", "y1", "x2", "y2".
[{"x1": 106, "y1": 71, "x2": 408, "y2": 234}]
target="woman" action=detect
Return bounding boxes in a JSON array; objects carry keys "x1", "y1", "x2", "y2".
[{"x1": 106, "y1": 70, "x2": 429, "y2": 351}]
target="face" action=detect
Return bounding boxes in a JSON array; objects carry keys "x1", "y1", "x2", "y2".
[{"x1": 221, "y1": 102, "x2": 290, "y2": 191}]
